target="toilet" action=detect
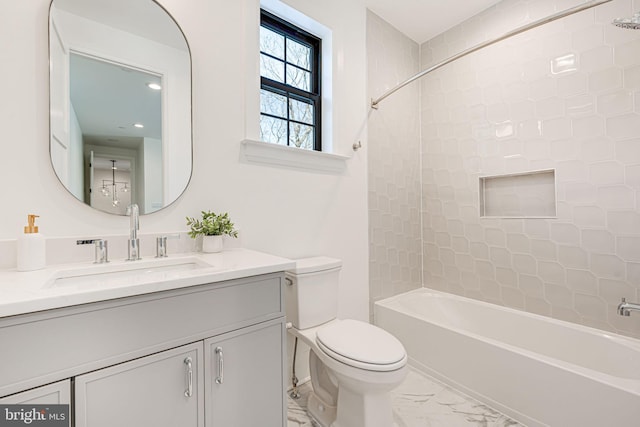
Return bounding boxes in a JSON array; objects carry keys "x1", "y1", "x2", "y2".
[{"x1": 285, "y1": 257, "x2": 408, "y2": 427}]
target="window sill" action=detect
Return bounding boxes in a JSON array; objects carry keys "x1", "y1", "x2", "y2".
[{"x1": 240, "y1": 139, "x2": 349, "y2": 173}]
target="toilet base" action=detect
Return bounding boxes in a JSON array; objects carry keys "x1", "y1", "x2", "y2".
[
  {"x1": 307, "y1": 392, "x2": 336, "y2": 427},
  {"x1": 330, "y1": 383, "x2": 397, "y2": 427},
  {"x1": 307, "y1": 391, "x2": 400, "y2": 427},
  {"x1": 306, "y1": 372, "x2": 402, "y2": 427}
]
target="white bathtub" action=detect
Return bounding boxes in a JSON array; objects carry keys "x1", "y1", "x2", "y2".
[{"x1": 374, "y1": 288, "x2": 640, "y2": 427}]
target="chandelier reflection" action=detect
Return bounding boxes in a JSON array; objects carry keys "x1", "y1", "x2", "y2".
[{"x1": 100, "y1": 160, "x2": 130, "y2": 207}]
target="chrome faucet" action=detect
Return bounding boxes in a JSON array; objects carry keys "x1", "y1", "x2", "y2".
[
  {"x1": 617, "y1": 298, "x2": 640, "y2": 316},
  {"x1": 156, "y1": 236, "x2": 168, "y2": 258},
  {"x1": 155, "y1": 233, "x2": 180, "y2": 258},
  {"x1": 126, "y1": 203, "x2": 141, "y2": 261},
  {"x1": 77, "y1": 239, "x2": 109, "y2": 264}
]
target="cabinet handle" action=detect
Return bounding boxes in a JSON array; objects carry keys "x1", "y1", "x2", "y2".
[
  {"x1": 215, "y1": 346, "x2": 224, "y2": 384},
  {"x1": 184, "y1": 356, "x2": 193, "y2": 397}
]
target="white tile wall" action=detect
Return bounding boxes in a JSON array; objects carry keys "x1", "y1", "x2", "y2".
[
  {"x1": 420, "y1": 0, "x2": 640, "y2": 338},
  {"x1": 367, "y1": 11, "x2": 422, "y2": 319}
]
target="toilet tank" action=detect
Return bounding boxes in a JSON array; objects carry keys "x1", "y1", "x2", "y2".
[{"x1": 285, "y1": 257, "x2": 342, "y2": 330}]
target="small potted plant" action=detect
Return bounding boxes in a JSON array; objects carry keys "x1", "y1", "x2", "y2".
[{"x1": 186, "y1": 210, "x2": 238, "y2": 253}]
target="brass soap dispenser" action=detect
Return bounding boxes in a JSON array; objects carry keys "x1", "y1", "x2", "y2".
[{"x1": 17, "y1": 214, "x2": 46, "y2": 271}]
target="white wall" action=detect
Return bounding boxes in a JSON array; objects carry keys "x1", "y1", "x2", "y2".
[{"x1": 0, "y1": 0, "x2": 369, "y2": 323}]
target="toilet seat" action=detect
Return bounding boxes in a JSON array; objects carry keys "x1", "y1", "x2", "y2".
[{"x1": 316, "y1": 319, "x2": 407, "y2": 372}]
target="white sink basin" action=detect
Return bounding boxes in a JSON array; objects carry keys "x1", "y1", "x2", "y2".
[{"x1": 47, "y1": 257, "x2": 217, "y2": 289}]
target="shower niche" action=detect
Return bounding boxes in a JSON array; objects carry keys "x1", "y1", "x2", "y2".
[{"x1": 479, "y1": 169, "x2": 556, "y2": 218}]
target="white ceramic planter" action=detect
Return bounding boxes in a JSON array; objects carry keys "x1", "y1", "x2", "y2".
[{"x1": 202, "y1": 235, "x2": 223, "y2": 253}]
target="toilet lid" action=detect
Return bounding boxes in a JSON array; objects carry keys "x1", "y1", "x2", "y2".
[{"x1": 315, "y1": 319, "x2": 406, "y2": 372}]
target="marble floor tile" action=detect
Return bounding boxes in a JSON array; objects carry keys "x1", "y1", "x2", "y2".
[
  {"x1": 287, "y1": 367, "x2": 524, "y2": 427},
  {"x1": 287, "y1": 382, "x2": 317, "y2": 427}
]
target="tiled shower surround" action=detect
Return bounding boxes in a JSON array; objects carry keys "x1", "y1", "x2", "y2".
[
  {"x1": 369, "y1": 0, "x2": 640, "y2": 338},
  {"x1": 367, "y1": 11, "x2": 422, "y2": 317}
]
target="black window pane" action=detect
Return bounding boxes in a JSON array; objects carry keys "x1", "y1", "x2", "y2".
[
  {"x1": 289, "y1": 123, "x2": 313, "y2": 149},
  {"x1": 289, "y1": 98, "x2": 313, "y2": 125},
  {"x1": 285, "y1": 65, "x2": 310, "y2": 91},
  {"x1": 260, "y1": 54, "x2": 284, "y2": 82},
  {"x1": 286, "y1": 39, "x2": 311, "y2": 70},
  {"x1": 260, "y1": 115, "x2": 287, "y2": 145},
  {"x1": 260, "y1": 27, "x2": 284, "y2": 60},
  {"x1": 261, "y1": 89, "x2": 287, "y2": 118}
]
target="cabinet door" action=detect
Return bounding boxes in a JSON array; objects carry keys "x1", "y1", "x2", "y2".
[
  {"x1": 0, "y1": 380, "x2": 71, "y2": 404},
  {"x1": 205, "y1": 319, "x2": 285, "y2": 427},
  {"x1": 75, "y1": 342, "x2": 204, "y2": 427}
]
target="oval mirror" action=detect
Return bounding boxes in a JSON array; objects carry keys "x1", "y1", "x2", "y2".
[{"x1": 49, "y1": 0, "x2": 192, "y2": 215}]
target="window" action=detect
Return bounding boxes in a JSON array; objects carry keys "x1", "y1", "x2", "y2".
[{"x1": 259, "y1": 10, "x2": 321, "y2": 151}]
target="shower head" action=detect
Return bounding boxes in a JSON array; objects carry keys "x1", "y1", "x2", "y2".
[{"x1": 612, "y1": 12, "x2": 640, "y2": 29}]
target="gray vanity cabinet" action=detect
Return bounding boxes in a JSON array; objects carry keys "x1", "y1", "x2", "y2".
[
  {"x1": 74, "y1": 342, "x2": 204, "y2": 427},
  {"x1": 0, "y1": 272, "x2": 287, "y2": 427},
  {"x1": 0, "y1": 380, "x2": 71, "y2": 404},
  {"x1": 205, "y1": 319, "x2": 286, "y2": 427}
]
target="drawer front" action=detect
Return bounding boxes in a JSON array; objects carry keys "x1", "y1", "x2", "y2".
[
  {"x1": 0, "y1": 380, "x2": 71, "y2": 404},
  {"x1": 0, "y1": 274, "x2": 283, "y2": 397}
]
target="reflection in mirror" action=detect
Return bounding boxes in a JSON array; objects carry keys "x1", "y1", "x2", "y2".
[
  {"x1": 92, "y1": 158, "x2": 132, "y2": 212},
  {"x1": 49, "y1": 0, "x2": 192, "y2": 215}
]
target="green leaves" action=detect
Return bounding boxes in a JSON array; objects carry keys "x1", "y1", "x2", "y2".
[{"x1": 186, "y1": 211, "x2": 238, "y2": 239}]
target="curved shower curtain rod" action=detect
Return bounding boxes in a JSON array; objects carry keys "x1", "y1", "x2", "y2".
[{"x1": 370, "y1": 0, "x2": 613, "y2": 109}]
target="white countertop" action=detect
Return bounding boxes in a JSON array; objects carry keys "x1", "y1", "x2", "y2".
[{"x1": 0, "y1": 248, "x2": 295, "y2": 318}]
